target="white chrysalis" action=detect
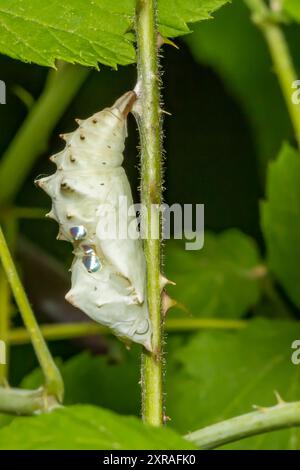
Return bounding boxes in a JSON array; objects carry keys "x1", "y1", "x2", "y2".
[{"x1": 36, "y1": 91, "x2": 152, "y2": 351}]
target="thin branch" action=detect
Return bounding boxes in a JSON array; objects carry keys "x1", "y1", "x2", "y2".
[
  {"x1": 185, "y1": 400, "x2": 300, "y2": 449},
  {"x1": 9, "y1": 322, "x2": 107, "y2": 344},
  {"x1": 7, "y1": 318, "x2": 247, "y2": 345},
  {"x1": 245, "y1": 0, "x2": 300, "y2": 148},
  {"x1": 0, "y1": 226, "x2": 64, "y2": 402},
  {"x1": 0, "y1": 218, "x2": 18, "y2": 383},
  {"x1": 0, "y1": 268, "x2": 10, "y2": 383},
  {"x1": 0, "y1": 386, "x2": 59, "y2": 415},
  {"x1": 165, "y1": 317, "x2": 246, "y2": 331},
  {"x1": 135, "y1": 0, "x2": 164, "y2": 426},
  {"x1": 0, "y1": 63, "x2": 89, "y2": 205},
  {"x1": 3, "y1": 207, "x2": 47, "y2": 220}
]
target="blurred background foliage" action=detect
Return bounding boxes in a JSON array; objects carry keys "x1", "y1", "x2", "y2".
[{"x1": 0, "y1": 0, "x2": 300, "y2": 449}]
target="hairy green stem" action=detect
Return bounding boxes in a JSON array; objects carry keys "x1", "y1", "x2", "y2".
[
  {"x1": 0, "y1": 226, "x2": 63, "y2": 402},
  {"x1": 7, "y1": 318, "x2": 247, "y2": 345},
  {"x1": 185, "y1": 401, "x2": 300, "y2": 449},
  {"x1": 0, "y1": 386, "x2": 59, "y2": 415},
  {"x1": 0, "y1": 63, "x2": 89, "y2": 205},
  {"x1": 245, "y1": 0, "x2": 300, "y2": 148},
  {"x1": 136, "y1": 0, "x2": 163, "y2": 427}
]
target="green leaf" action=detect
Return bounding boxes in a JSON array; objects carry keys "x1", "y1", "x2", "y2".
[
  {"x1": 157, "y1": 0, "x2": 230, "y2": 37},
  {"x1": 0, "y1": 404, "x2": 194, "y2": 450},
  {"x1": 185, "y1": 0, "x2": 296, "y2": 173},
  {"x1": 21, "y1": 350, "x2": 140, "y2": 416},
  {"x1": 284, "y1": 0, "x2": 300, "y2": 22},
  {"x1": 167, "y1": 319, "x2": 300, "y2": 449},
  {"x1": 165, "y1": 229, "x2": 262, "y2": 318},
  {"x1": 0, "y1": 413, "x2": 13, "y2": 429},
  {"x1": 0, "y1": 0, "x2": 134, "y2": 68},
  {"x1": 0, "y1": 0, "x2": 229, "y2": 67},
  {"x1": 261, "y1": 143, "x2": 300, "y2": 308},
  {"x1": 21, "y1": 320, "x2": 300, "y2": 449}
]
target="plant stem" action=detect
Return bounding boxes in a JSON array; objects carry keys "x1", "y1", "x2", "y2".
[
  {"x1": 0, "y1": 386, "x2": 59, "y2": 415},
  {"x1": 0, "y1": 218, "x2": 18, "y2": 384},
  {"x1": 9, "y1": 322, "x2": 107, "y2": 344},
  {"x1": 185, "y1": 400, "x2": 300, "y2": 449},
  {"x1": 245, "y1": 0, "x2": 300, "y2": 148},
  {"x1": 0, "y1": 226, "x2": 64, "y2": 402},
  {"x1": 0, "y1": 267, "x2": 10, "y2": 383},
  {"x1": 135, "y1": 0, "x2": 163, "y2": 426},
  {"x1": 0, "y1": 63, "x2": 89, "y2": 205},
  {"x1": 8, "y1": 318, "x2": 247, "y2": 345},
  {"x1": 165, "y1": 317, "x2": 247, "y2": 332},
  {"x1": 2, "y1": 207, "x2": 47, "y2": 220}
]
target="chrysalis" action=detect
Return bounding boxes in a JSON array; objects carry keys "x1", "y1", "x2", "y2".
[{"x1": 35, "y1": 91, "x2": 152, "y2": 351}]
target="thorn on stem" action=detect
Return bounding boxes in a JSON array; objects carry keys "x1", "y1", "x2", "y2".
[
  {"x1": 252, "y1": 404, "x2": 268, "y2": 413},
  {"x1": 274, "y1": 390, "x2": 286, "y2": 405},
  {"x1": 163, "y1": 414, "x2": 171, "y2": 424},
  {"x1": 162, "y1": 291, "x2": 177, "y2": 317},
  {"x1": 160, "y1": 108, "x2": 172, "y2": 116},
  {"x1": 125, "y1": 21, "x2": 135, "y2": 34},
  {"x1": 157, "y1": 33, "x2": 179, "y2": 50},
  {"x1": 159, "y1": 273, "x2": 176, "y2": 291}
]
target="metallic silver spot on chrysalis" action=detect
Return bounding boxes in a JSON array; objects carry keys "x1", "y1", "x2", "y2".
[
  {"x1": 82, "y1": 254, "x2": 101, "y2": 273},
  {"x1": 70, "y1": 225, "x2": 87, "y2": 240}
]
